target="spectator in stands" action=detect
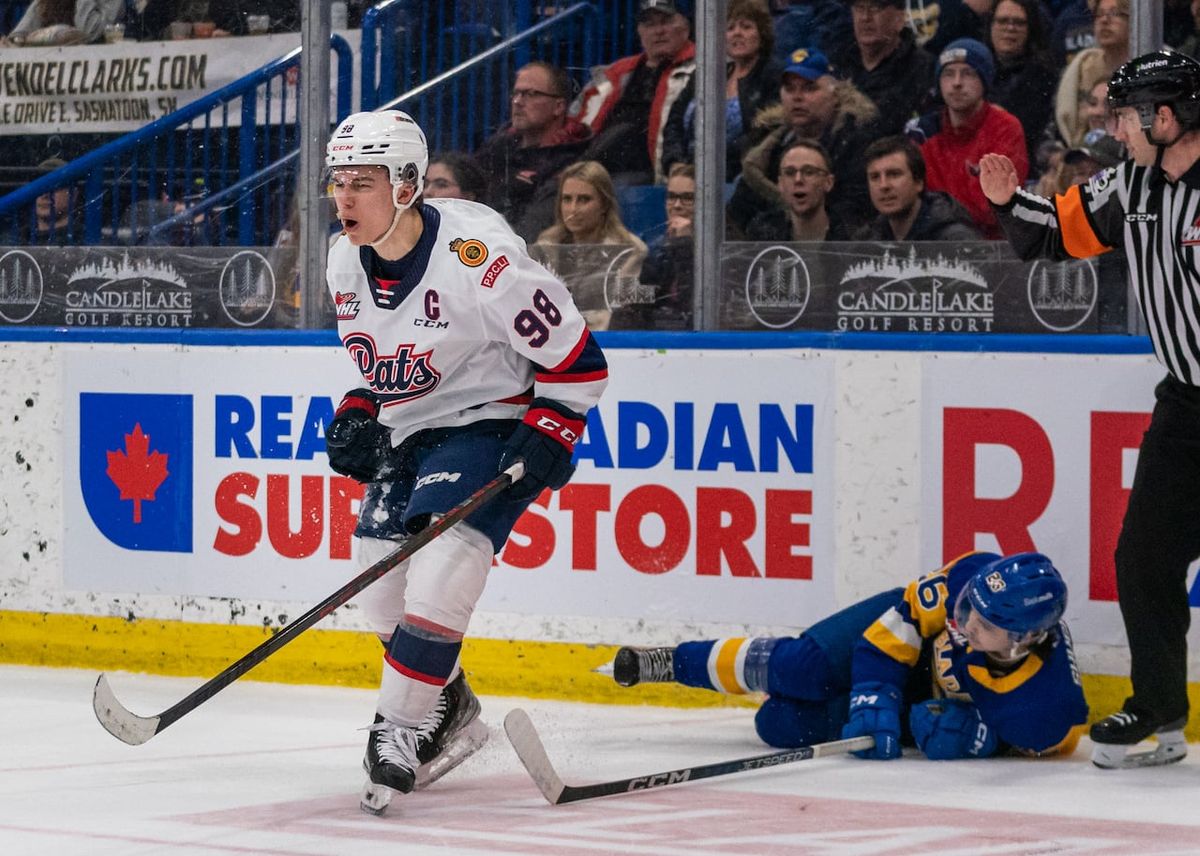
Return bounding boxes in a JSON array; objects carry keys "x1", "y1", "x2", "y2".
[
  {"x1": 854, "y1": 136, "x2": 981, "y2": 240},
  {"x1": 535, "y1": 160, "x2": 647, "y2": 330},
  {"x1": 1059, "y1": 128, "x2": 1123, "y2": 187},
  {"x1": 1, "y1": 0, "x2": 122, "y2": 45},
  {"x1": 907, "y1": 38, "x2": 1027, "y2": 238},
  {"x1": 987, "y1": 0, "x2": 1058, "y2": 164},
  {"x1": 119, "y1": 176, "x2": 222, "y2": 246},
  {"x1": 1029, "y1": 138, "x2": 1067, "y2": 195},
  {"x1": 474, "y1": 62, "x2": 592, "y2": 243},
  {"x1": 743, "y1": 139, "x2": 849, "y2": 240},
  {"x1": 1050, "y1": 0, "x2": 1095, "y2": 66},
  {"x1": 613, "y1": 162, "x2": 696, "y2": 329},
  {"x1": 768, "y1": 0, "x2": 852, "y2": 63},
  {"x1": 661, "y1": 0, "x2": 782, "y2": 182},
  {"x1": 1082, "y1": 78, "x2": 1110, "y2": 135},
  {"x1": 914, "y1": 0, "x2": 997, "y2": 56},
  {"x1": 731, "y1": 48, "x2": 879, "y2": 235},
  {"x1": 26, "y1": 157, "x2": 83, "y2": 245},
  {"x1": 1054, "y1": 0, "x2": 1128, "y2": 146},
  {"x1": 120, "y1": 1, "x2": 175, "y2": 41},
  {"x1": 423, "y1": 153, "x2": 488, "y2": 202},
  {"x1": 573, "y1": 0, "x2": 696, "y2": 185},
  {"x1": 206, "y1": 0, "x2": 300, "y2": 35},
  {"x1": 1178, "y1": 0, "x2": 1200, "y2": 60},
  {"x1": 831, "y1": 0, "x2": 934, "y2": 136}
]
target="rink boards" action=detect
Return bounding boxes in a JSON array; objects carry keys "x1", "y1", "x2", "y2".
[{"x1": 2, "y1": 331, "x2": 1199, "y2": 732}]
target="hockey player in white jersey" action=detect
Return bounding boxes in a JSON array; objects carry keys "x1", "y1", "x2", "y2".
[{"x1": 322, "y1": 110, "x2": 608, "y2": 813}]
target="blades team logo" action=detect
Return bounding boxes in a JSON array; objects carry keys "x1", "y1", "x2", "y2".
[
  {"x1": 79, "y1": 392, "x2": 194, "y2": 552},
  {"x1": 335, "y1": 290, "x2": 361, "y2": 320},
  {"x1": 449, "y1": 238, "x2": 488, "y2": 267}
]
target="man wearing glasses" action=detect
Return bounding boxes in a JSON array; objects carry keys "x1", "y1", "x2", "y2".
[
  {"x1": 743, "y1": 140, "x2": 849, "y2": 241},
  {"x1": 475, "y1": 62, "x2": 592, "y2": 243}
]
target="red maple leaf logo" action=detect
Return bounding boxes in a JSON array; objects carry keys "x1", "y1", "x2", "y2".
[{"x1": 105, "y1": 423, "x2": 169, "y2": 523}]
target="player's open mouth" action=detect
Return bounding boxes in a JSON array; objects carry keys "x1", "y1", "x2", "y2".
[{"x1": 341, "y1": 218, "x2": 359, "y2": 231}]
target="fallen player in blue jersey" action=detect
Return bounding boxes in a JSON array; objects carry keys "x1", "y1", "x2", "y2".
[{"x1": 612, "y1": 552, "x2": 1089, "y2": 760}]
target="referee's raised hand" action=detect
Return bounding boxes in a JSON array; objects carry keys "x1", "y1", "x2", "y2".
[{"x1": 979, "y1": 153, "x2": 1020, "y2": 206}]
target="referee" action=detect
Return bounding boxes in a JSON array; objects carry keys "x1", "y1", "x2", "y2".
[{"x1": 979, "y1": 48, "x2": 1200, "y2": 770}]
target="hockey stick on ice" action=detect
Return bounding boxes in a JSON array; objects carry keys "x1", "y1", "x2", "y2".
[
  {"x1": 503, "y1": 707, "x2": 874, "y2": 805},
  {"x1": 93, "y1": 462, "x2": 525, "y2": 746}
]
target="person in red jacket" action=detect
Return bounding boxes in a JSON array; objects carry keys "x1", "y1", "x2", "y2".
[
  {"x1": 906, "y1": 37, "x2": 1028, "y2": 238},
  {"x1": 571, "y1": 0, "x2": 696, "y2": 184}
]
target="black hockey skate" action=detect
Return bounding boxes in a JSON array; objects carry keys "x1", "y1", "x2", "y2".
[
  {"x1": 360, "y1": 714, "x2": 420, "y2": 814},
  {"x1": 612, "y1": 646, "x2": 674, "y2": 687},
  {"x1": 1090, "y1": 709, "x2": 1188, "y2": 769},
  {"x1": 413, "y1": 672, "x2": 489, "y2": 790}
]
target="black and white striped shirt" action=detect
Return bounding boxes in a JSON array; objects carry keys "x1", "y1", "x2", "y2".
[{"x1": 996, "y1": 160, "x2": 1200, "y2": 385}]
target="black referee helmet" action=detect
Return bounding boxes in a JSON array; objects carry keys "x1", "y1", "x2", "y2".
[{"x1": 1107, "y1": 49, "x2": 1200, "y2": 132}]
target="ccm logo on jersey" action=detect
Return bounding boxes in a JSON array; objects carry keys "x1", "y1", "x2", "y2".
[
  {"x1": 480, "y1": 255, "x2": 509, "y2": 288},
  {"x1": 334, "y1": 291, "x2": 360, "y2": 320},
  {"x1": 449, "y1": 237, "x2": 488, "y2": 267},
  {"x1": 414, "y1": 471, "x2": 462, "y2": 490},
  {"x1": 1126, "y1": 212, "x2": 1159, "y2": 223}
]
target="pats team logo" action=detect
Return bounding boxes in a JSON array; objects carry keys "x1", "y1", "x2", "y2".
[
  {"x1": 79, "y1": 392, "x2": 194, "y2": 552},
  {"x1": 449, "y1": 238, "x2": 488, "y2": 267},
  {"x1": 334, "y1": 290, "x2": 361, "y2": 320},
  {"x1": 342, "y1": 332, "x2": 442, "y2": 403}
]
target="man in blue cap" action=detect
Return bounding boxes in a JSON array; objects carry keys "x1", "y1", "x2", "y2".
[{"x1": 731, "y1": 47, "x2": 880, "y2": 234}]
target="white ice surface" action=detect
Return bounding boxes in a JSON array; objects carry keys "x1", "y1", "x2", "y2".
[{"x1": 2, "y1": 664, "x2": 1199, "y2": 855}]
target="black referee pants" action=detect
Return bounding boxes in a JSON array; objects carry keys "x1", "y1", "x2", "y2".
[{"x1": 1114, "y1": 374, "x2": 1200, "y2": 725}]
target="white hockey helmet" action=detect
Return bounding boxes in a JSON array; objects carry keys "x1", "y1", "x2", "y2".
[{"x1": 325, "y1": 110, "x2": 429, "y2": 203}]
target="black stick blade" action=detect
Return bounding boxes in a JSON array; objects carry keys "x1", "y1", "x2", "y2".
[{"x1": 93, "y1": 673, "x2": 161, "y2": 746}]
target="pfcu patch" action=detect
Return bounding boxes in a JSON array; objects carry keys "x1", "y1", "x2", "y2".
[
  {"x1": 334, "y1": 290, "x2": 361, "y2": 320},
  {"x1": 449, "y1": 237, "x2": 488, "y2": 267},
  {"x1": 480, "y1": 254, "x2": 510, "y2": 288}
]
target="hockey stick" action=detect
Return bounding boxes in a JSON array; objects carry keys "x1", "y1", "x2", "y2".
[
  {"x1": 503, "y1": 708, "x2": 874, "y2": 805},
  {"x1": 93, "y1": 462, "x2": 525, "y2": 746}
]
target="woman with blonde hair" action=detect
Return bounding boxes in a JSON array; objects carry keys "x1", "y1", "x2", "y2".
[
  {"x1": 535, "y1": 161, "x2": 646, "y2": 330},
  {"x1": 1054, "y1": 0, "x2": 1129, "y2": 145}
]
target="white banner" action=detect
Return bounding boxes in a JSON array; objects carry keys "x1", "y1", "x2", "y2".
[
  {"x1": 918, "y1": 353, "x2": 1200, "y2": 647},
  {"x1": 62, "y1": 347, "x2": 839, "y2": 629},
  {"x1": 0, "y1": 31, "x2": 359, "y2": 135}
]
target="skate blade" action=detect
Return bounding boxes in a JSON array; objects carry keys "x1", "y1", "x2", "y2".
[
  {"x1": 1092, "y1": 732, "x2": 1188, "y2": 769},
  {"x1": 414, "y1": 718, "x2": 490, "y2": 790},
  {"x1": 360, "y1": 779, "x2": 395, "y2": 815}
]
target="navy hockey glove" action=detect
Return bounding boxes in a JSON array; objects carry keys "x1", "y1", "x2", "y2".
[
  {"x1": 909, "y1": 699, "x2": 998, "y2": 760},
  {"x1": 324, "y1": 389, "x2": 393, "y2": 483},
  {"x1": 499, "y1": 397, "x2": 585, "y2": 500},
  {"x1": 841, "y1": 682, "x2": 903, "y2": 760}
]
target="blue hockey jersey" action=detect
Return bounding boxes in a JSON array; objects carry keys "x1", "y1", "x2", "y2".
[{"x1": 853, "y1": 552, "x2": 1089, "y2": 755}]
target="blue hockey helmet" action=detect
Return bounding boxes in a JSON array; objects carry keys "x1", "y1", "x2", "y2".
[{"x1": 953, "y1": 552, "x2": 1067, "y2": 649}]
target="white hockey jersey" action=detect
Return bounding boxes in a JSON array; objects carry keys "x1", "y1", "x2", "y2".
[{"x1": 326, "y1": 198, "x2": 608, "y2": 445}]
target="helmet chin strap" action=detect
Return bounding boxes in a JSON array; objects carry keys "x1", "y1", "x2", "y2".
[{"x1": 367, "y1": 181, "x2": 420, "y2": 249}]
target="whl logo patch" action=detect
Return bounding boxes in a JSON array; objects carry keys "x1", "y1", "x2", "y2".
[{"x1": 80, "y1": 392, "x2": 193, "y2": 552}]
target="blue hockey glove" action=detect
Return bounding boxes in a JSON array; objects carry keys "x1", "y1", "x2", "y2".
[
  {"x1": 841, "y1": 682, "x2": 902, "y2": 760},
  {"x1": 909, "y1": 698, "x2": 999, "y2": 760},
  {"x1": 499, "y1": 397, "x2": 585, "y2": 500},
  {"x1": 324, "y1": 389, "x2": 394, "y2": 483}
]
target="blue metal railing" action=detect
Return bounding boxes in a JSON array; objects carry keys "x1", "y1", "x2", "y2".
[
  {"x1": 0, "y1": 35, "x2": 353, "y2": 247},
  {"x1": 361, "y1": 0, "x2": 618, "y2": 151},
  {"x1": 158, "y1": 2, "x2": 603, "y2": 247}
]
